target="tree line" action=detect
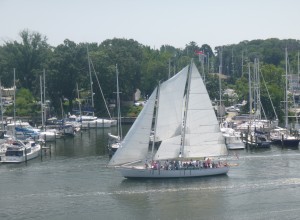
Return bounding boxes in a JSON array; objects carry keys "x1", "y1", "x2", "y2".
[{"x1": 0, "y1": 29, "x2": 299, "y2": 123}]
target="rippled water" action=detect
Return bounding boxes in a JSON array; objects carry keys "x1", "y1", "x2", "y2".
[{"x1": 1, "y1": 126, "x2": 300, "y2": 220}]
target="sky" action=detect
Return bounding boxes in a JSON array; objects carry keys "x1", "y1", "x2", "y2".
[{"x1": 1, "y1": 0, "x2": 300, "y2": 50}]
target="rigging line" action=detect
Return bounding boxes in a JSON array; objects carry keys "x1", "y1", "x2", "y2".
[
  {"x1": 260, "y1": 67, "x2": 278, "y2": 120},
  {"x1": 89, "y1": 59, "x2": 112, "y2": 119}
]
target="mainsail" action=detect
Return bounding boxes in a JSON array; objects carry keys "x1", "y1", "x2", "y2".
[
  {"x1": 108, "y1": 88, "x2": 157, "y2": 166},
  {"x1": 183, "y1": 63, "x2": 227, "y2": 157}
]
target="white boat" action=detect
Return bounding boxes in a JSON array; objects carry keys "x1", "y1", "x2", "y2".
[
  {"x1": 39, "y1": 129, "x2": 62, "y2": 141},
  {"x1": 6, "y1": 121, "x2": 40, "y2": 139},
  {"x1": 221, "y1": 127, "x2": 245, "y2": 150},
  {"x1": 64, "y1": 115, "x2": 81, "y2": 133},
  {"x1": 108, "y1": 62, "x2": 229, "y2": 178},
  {"x1": 0, "y1": 138, "x2": 9, "y2": 156},
  {"x1": 81, "y1": 118, "x2": 113, "y2": 128},
  {"x1": 0, "y1": 139, "x2": 41, "y2": 163}
]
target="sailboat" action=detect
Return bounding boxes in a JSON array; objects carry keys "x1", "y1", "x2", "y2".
[
  {"x1": 108, "y1": 64, "x2": 122, "y2": 156},
  {"x1": 270, "y1": 48, "x2": 300, "y2": 147},
  {"x1": 108, "y1": 61, "x2": 229, "y2": 178},
  {"x1": 81, "y1": 47, "x2": 116, "y2": 128}
]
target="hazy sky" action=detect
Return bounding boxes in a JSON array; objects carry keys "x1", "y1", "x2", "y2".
[{"x1": 1, "y1": 0, "x2": 299, "y2": 50}]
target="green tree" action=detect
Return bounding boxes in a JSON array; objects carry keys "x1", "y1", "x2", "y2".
[
  {"x1": 5, "y1": 88, "x2": 38, "y2": 117},
  {"x1": 0, "y1": 29, "x2": 50, "y2": 96},
  {"x1": 47, "y1": 40, "x2": 87, "y2": 114}
]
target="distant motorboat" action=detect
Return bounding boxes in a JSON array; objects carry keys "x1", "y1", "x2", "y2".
[
  {"x1": 39, "y1": 129, "x2": 62, "y2": 141},
  {"x1": 243, "y1": 131, "x2": 272, "y2": 148},
  {"x1": 0, "y1": 139, "x2": 41, "y2": 163},
  {"x1": 6, "y1": 121, "x2": 40, "y2": 140},
  {"x1": 81, "y1": 118, "x2": 113, "y2": 128}
]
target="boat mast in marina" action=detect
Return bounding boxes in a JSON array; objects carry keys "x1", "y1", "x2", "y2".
[
  {"x1": 285, "y1": 48, "x2": 288, "y2": 128},
  {"x1": 0, "y1": 79, "x2": 4, "y2": 130},
  {"x1": 13, "y1": 68, "x2": 16, "y2": 138},
  {"x1": 87, "y1": 46, "x2": 94, "y2": 116},
  {"x1": 115, "y1": 64, "x2": 122, "y2": 141}
]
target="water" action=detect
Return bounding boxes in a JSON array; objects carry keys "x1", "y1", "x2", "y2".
[{"x1": 1, "y1": 125, "x2": 300, "y2": 220}]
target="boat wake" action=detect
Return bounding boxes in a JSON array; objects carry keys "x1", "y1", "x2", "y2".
[
  {"x1": 2, "y1": 177, "x2": 300, "y2": 200},
  {"x1": 227, "y1": 152, "x2": 300, "y2": 161}
]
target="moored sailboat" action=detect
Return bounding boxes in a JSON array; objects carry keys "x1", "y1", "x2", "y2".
[
  {"x1": 108, "y1": 61, "x2": 229, "y2": 178},
  {"x1": 108, "y1": 64, "x2": 122, "y2": 156}
]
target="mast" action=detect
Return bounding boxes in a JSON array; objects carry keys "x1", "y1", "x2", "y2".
[
  {"x1": 40, "y1": 75, "x2": 44, "y2": 131},
  {"x1": 285, "y1": 48, "x2": 288, "y2": 128},
  {"x1": 151, "y1": 82, "x2": 160, "y2": 159},
  {"x1": 297, "y1": 51, "x2": 300, "y2": 90},
  {"x1": 180, "y1": 61, "x2": 193, "y2": 158},
  {"x1": 297, "y1": 51, "x2": 300, "y2": 124},
  {"x1": 43, "y1": 69, "x2": 46, "y2": 122},
  {"x1": 0, "y1": 79, "x2": 3, "y2": 130},
  {"x1": 116, "y1": 64, "x2": 122, "y2": 140},
  {"x1": 218, "y1": 48, "x2": 223, "y2": 121},
  {"x1": 87, "y1": 46, "x2": 94, "y2": 116},
  {"x1": 248, "y1": 63, "x2": 252, "y2": 119},
  {"x1": 76, "y1": 83, "x2": 82, "y2": 121},
  {"x1": 13, "y1": 68, "x2": 16, "y2": 138},
  {"x1": 254, "y1": 59, "x2": 261, "y2": 120},
  {"x1": 60, "y1": 98, "x2": 64, "y2": 119}
]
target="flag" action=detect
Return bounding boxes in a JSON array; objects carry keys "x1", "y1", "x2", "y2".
[{"x1": 195, "y1": 50, "x2": 206, "y2": 56}]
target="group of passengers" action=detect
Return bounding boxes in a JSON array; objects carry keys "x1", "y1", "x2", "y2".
[{"x1": 145, "y1": 158, "x2": 226, "y2": 170}]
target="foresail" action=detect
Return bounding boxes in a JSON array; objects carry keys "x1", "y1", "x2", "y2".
[
  {"x1": 183, "y1": 63, "x2": 227, "y2": 158},
  {"x1": 153, "y1": 135, "x2": 181, "y2": 160},
  {"x1": 155, "y1": 66, "x2": 188, "y2": 142},
  {"x1": 108, "y1": 88, "x2": 157, "y2": 166}
]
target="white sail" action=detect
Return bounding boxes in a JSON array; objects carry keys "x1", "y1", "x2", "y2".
[
  {"x1": 108, "y1": 88, "x2": 157, "y2": 166},
  {"x1": 183, "y1": 63, "x2": 228, "y2": 157},
  {"x1": 155, "y1": 66, "x2": 188, "y2": 142},
  {"x1": 153, "y1": 135, "x2": 181, "y2": 160},
  {"x1": 109, "y1": 62, "x2": 229, "y2": 179}
]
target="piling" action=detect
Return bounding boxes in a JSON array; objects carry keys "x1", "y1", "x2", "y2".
[{"x1": 25, "y1": 147, "x2": 27, "y2": 165}]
